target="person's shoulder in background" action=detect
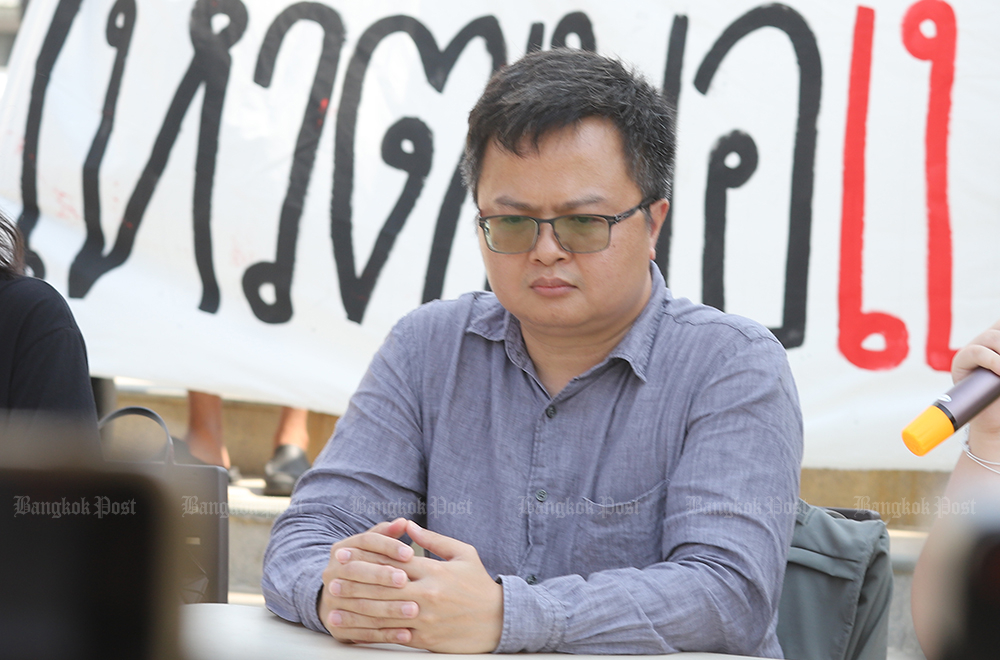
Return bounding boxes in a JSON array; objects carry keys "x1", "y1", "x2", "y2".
[
  {"x1": 0, "y1": 275, "x2": 83, "y2": 337},
  {"x1": 0, "y1": 275, "x2": 98, "y2": 418}
]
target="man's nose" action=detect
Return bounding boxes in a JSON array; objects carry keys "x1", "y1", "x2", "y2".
[{"x1": 530, "y1": 223, "x2": 569, "y2": 263}]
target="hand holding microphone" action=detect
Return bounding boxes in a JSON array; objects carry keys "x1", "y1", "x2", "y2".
[{"x1": 903, "y1": 322, "x2": 1000, "y2": 456}]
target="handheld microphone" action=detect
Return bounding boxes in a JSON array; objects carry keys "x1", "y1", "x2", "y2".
[{"x1": 903, "y1": 368, "x2": 1000, "y2": 456}]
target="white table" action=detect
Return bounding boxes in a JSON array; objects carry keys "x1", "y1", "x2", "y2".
[{"x1": 181, "y1": 603, "x2": 767, "y2": 660}]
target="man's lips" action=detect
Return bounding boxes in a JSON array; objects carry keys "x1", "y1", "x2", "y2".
[{"x1": 530, "y1": 277, "x2": 576, "y2": 295}]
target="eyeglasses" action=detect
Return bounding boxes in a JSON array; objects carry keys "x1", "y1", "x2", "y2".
[{"x1": 477, "y1": 201, "x2": 651, "y2": 254}]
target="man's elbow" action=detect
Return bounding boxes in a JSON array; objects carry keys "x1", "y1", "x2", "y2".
[{"x1": 696, "y1": 572, "x2": 781, "y2": 656}]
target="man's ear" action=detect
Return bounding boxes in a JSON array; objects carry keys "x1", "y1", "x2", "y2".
[{"x1": 647, "y1": 199, "x2": 669, "y2": 260}]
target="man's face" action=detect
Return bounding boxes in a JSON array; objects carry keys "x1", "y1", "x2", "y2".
[{"x1": 476, "y1": 117, "x2": 667, "y2": 341}]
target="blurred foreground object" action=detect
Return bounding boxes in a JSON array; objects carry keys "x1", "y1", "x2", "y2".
[
  {"x1": 0, "y1": 415, "x2": 180, "y2": 660},
  {"x1": 913, "y1": 493, "x2": 1000, "y2": 660}
]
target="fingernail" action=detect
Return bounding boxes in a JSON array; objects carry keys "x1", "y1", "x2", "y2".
[
  {"x1": 336, "y1": 549, "x2": 351, "y2": 563},
  {"x1": 401, "y1": 602, "x2": 417, "y2": 617},
  {"x1": 329, "y1": 611, "x2": 342, "y2": 626},
  {"x1": 398, "y1": 545, "x2": 413, "y2": 560},
  {"x1": 396, "y1": 631, "x2": 409, "y2": 643},
  {"x1": 391, "y1": 570, "x2": 406, "y2": 586},
  {"x1": 329, "y1": 580, "x2": 341, "y2": 596}
]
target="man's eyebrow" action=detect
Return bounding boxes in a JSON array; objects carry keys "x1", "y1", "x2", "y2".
[
  {"x1": 490, "y1": 196, "x2": 533, "y2": 212},
  {"x1": 489, "y1": 195, "x2": 609, "y2": 214}
]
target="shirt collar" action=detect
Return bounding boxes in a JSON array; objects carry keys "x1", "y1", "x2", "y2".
[
  {"x1": 466, "y1": 292, "x2": 535, "y2": 373},
  {"x1": 466, "y1": 262, "x2": 668, "y2": 382},
  {"x1": 467, "y1": 291, "x2": 510, "y2": 342},
  {"x1": 605, "y1": 262, "x2": 667, "y2": 382}
]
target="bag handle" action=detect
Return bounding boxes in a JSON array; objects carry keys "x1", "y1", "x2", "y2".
[{"x1": 99, "y1": 405, "x2": 176, "y2": 465}]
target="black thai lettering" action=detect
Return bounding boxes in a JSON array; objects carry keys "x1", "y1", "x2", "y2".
[
  {"x1": 17, "y1": 0, "x2": 84, "y2": 278},
  {"x1": 365, "y1": 117, "x2": 434, "y2": 305},
  {"x1": 242, "y1": 2, "x2": 345, "y2": 324},
  {"x1": 655, "y1": 14, "x2": 688, "y2": 285},
  {"x1": 78, "y1": 0, "x2": 135, "y2": 295},
  {"x1": 69, "y1": 0, "x2": 247, "y2": 314},
  {"x1": 526, "y1": 22, "x2": 545, "y2": 53},
  {"x1": 332, "y1": 15, "x2": 505, "y2": 322},
  {"x1": 694, "y1": 4, "x2": 821, "y2": 348},
  {"x1": 702, "y1": 130, "x2": 758, "y2": 311},
  {"x1": 551, "y1": 12, "x2": 596, "y2": 50}
]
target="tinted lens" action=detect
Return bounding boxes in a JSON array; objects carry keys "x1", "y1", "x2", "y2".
[
  {"x1": 485, "y1": 216, "x2": 537, "y2": 253},
  {"x1": 553, "y1": 215, "x2": 610, "y2": 252}
]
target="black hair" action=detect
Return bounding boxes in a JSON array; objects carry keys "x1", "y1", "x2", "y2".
[
  {"x1": 462, "y1": 48, "x2": 676, "y2": 205},
  {"x1": 0, "y1": 208, "x2": 25, "y2": 280}
]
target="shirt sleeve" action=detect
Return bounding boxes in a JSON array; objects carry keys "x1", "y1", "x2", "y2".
[
  {"x1": 6, "y1": 280, "x2": 98, "y2": 422},
  {"x1": 2, "y1": 279, "x2": 101, "y2": 457},
  {"x1": 495, "y1": 335, "x2": 802, "y2": 657},
  {"x1": 262, "y1": 314, "x2": 428, "y2": 633}
]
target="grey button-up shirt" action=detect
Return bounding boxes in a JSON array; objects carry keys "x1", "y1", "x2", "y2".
[{"x1": 262, "y1": 265, "x2": 803, "y2": 656}]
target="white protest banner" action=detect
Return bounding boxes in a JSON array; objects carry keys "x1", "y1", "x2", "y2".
[{"x1": 0, "y1": 0, "x2": 997, "y2": 470}]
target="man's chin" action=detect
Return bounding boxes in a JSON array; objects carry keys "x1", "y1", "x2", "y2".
[{"x1": 515, "y1": 308, "x2": 590, "y2": 334}]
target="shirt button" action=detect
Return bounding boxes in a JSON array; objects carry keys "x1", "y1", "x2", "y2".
[
  {"x1": 535, "y1": 489, "x2": 548, "y2": 502},
  {"x1": 526, "y1": 575, "x2": 538, "y2": 585},
  {"x1": 545, "y1": 405, "x2": 556, "y2": 418}
]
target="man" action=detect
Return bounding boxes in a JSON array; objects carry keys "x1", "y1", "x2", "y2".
[{"x1": 263, "y1": 49, "x2": 803, "y2": 656}]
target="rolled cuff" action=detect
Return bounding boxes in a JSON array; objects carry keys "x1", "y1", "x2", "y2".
[
  {"x1": 264, "y1": 557, "x2": 330, "y2": 634},
  {"x1": 493, "y1": 575, "x2": 567, "y2": 653}
]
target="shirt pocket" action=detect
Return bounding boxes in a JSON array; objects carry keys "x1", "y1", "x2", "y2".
[{"x1": 571, "y1": 479, "x2": 668, "y2": 577}]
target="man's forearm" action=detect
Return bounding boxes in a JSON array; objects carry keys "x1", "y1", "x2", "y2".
[
  {"x1": 262, "y1": 503, "x2": 357, "y2": 633},
  {"x1": 496, "y1": 552, "x2": 783, "y2": 656}
]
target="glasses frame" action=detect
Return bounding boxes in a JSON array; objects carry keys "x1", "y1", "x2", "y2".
[{"x1": 477, "y1": 200, "x2": 653, "y2": 254}]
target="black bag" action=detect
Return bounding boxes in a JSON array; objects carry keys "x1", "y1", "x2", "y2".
[{"x1": 100, "y1": 406, "x2": 229, "y2": 603}]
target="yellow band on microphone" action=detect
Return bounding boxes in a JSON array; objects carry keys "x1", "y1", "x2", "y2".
[{"x1": 902, "y1": 405, "x2": 956, "y2": 456}]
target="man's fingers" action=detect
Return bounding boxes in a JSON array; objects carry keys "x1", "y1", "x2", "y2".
[
  {"x1": 326, "y1": 607, "x2": 415, "y2": 637},
  {"x1": 368, "y1": 517, "x2": 410, "y2": 540},
  {"x1": 331, "y1": 626, "x2": 412, "y2": 645},
  {"x1": 405, "y1": 520, "x2": 467, "y2": 561},
  {"x1": 333, "y1": 529, "x2": 414, "y2": 564},
  {"x1": 334, "y1": 546, "x2": 411, "y2": 571},
  {"x1": 336, "y1": 559, "x2": 409, "y2": 588},
  {"x1": 327, "y1": 595, "x2": 419, "y2": 620},
  {"x1": 329, "y1": 578, "x2": 416, "y2": 601}
]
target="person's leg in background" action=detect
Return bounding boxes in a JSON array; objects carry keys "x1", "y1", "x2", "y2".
[
  {"x1": 264, "y1": 406, "x2": 312, "y2": 496},
  {"x1": 182, "y1": 392, "x2": 310, "y2": 492},
  {"x1": 184, "y1": 390, "x2": 230, "y2": 469}
]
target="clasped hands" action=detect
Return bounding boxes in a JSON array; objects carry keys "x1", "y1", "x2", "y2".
[{"x1": 318, "y1": 518, "x2": 504, "y2": 653}]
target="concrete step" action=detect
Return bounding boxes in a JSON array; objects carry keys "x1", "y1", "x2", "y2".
[
  {"x1": 888, "y1": 530, "x2": 927, "y2": 660},
  {"x1": 228, "y1": 478, "x2": 288, "y2": 596}
]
